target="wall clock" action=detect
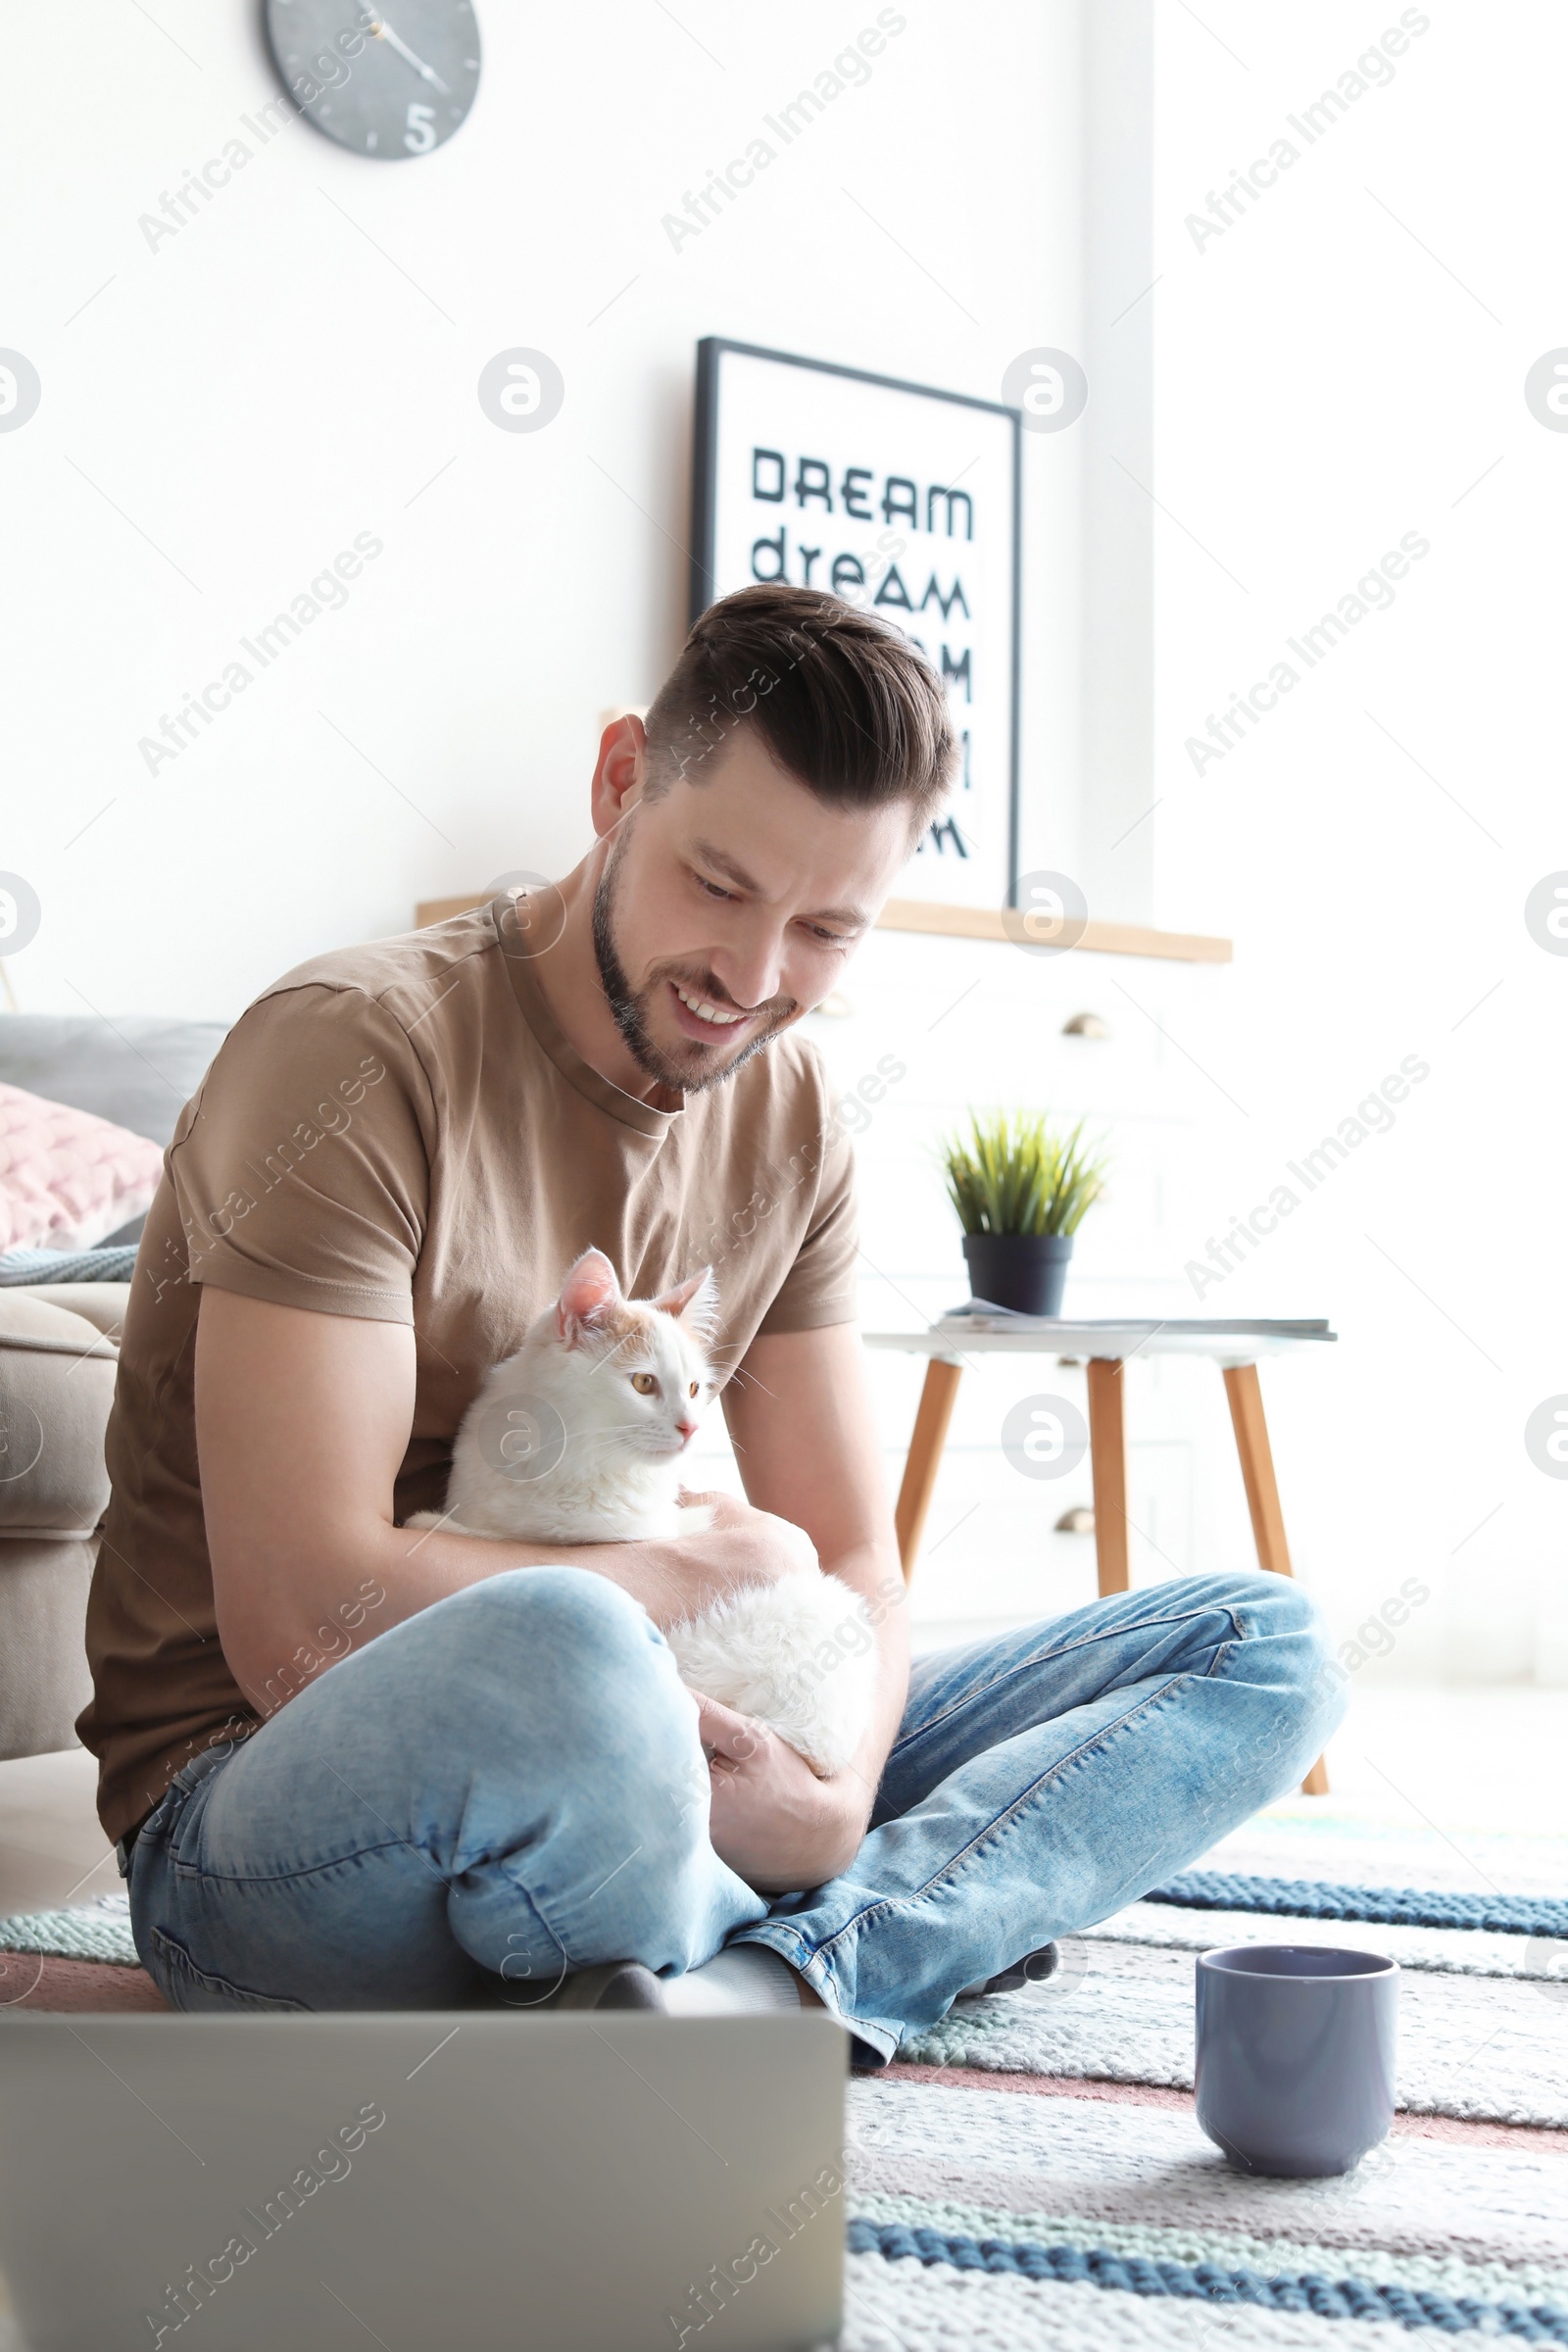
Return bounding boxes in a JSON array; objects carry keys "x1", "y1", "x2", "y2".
[{"x1": 266, "y1": 3, "x2": 481, "y2": 158}]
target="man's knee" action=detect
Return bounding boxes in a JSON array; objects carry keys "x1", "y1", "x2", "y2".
[
  {"x1": 1235, "y1": 1567, "x2": 1334, "y2": 1659},
  {"x1": 419, "y1": 1563, "x2": 654, "y2": 1681},
  {"x1": 453, "y1": 1563, "x2": 662, "y2": 1671},
  {"x1": 1183, "y1": 1566, "x2": 1326, "y2": 1646},
  {"x1": 1221, "y1": 1570, "x2": 1347, "y2": 1749},
  {"x1": 1291, "y1": 1592, "x2": 1348, "y2": 1745},
  {"x1": 440, "y1": 1573, "x2": 713, "y2": 1959},
  {"x1": 445, "y1": 1561, "x2": 679, "y2": 1695},
  {"x1": 436, "y1": 1568, "x2": 706, "y2": 1824}
]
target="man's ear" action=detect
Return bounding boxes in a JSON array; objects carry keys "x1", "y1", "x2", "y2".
[
  {"x1": 653, "y1": 1266, "x2": 718, "y2": 1342},
  {"x1": 590, "y1": 712, "x2": 649, "y2": 843},
  {"x1": 557, "y1": 1249, "x2": 623, "y2": 1345}
]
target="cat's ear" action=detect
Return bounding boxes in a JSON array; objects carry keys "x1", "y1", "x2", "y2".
[
  {"x1": 557, "y1": 1249, "x2": 622, "y2": 1346},
  {"x1": 653, "y1": 1265, "x2": 718, "y2": 1342}
]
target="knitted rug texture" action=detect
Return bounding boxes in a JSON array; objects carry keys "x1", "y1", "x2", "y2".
[
  {"x1": 901, "y1": 1936, "x2": 1565, "y2": 2128},
  {"x1": 2, "y1": 1804, "x2": 1563, "y2": 2119},
  {"x1": 849, "y1": 1802, "x2": 1568, "y2": 2344},
  {"x1": 2, "y1": 1800, "x2": 1562, "y2": 2346},
  {"x1": 1147, "y1": 1872, "x2": 1568, "y2": 1938},
  {"x1": 884, "y1": 1803, "x2": 1568, "y2": 2131},
  {"x1": 0, "y1": 1890, "x2": 138, "y2": 1965},
  {"x1": 840, "y1": 2080, "x2": 1568, "y2": 2351}
]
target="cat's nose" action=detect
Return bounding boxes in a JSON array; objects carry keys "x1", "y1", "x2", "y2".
[{"x1": 676, "y1": 1420, "x2": 698, "y2": 1442}]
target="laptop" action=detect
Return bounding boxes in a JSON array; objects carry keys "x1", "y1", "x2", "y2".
[{"x1": 0, "y1": 2011, "x2": 847, "y2": 2351}]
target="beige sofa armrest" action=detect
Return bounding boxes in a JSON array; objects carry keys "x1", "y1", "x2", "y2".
[
  {"x1": 17, "y1": 1281, "x2": 130, "y2": 1344},
  {"x1": 0, "y1": 1540, "x2": 96, "y2": 1761},
  {"x1": 0, "y1": 1294, "x2": 118, "y2": 1536},
  {"x1": 0, "y1": 1292, "x2": 122, "y2": 1760}
]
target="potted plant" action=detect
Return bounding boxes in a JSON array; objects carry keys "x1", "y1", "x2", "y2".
[{"x1": 942, "y1": 1109, "x2": 1108, "y2": 1317}]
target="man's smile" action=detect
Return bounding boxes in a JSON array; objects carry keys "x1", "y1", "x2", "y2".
[{"x1": 668, "y1": 980, "x2": 752, "y2": 1037}]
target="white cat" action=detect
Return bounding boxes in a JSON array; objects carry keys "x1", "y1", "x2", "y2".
[{"x1": 408, "y1": 1250, "x2": 877, "y2": 1777}]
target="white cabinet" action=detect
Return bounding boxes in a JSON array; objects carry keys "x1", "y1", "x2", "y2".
[{"x1": 808, "y1": 926, "x2": 1260, "y2": 1637}]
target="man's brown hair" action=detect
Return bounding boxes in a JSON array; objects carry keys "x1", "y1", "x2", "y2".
[{"x1": 642, "y1": 583, "x2": 956, "y2": 834}]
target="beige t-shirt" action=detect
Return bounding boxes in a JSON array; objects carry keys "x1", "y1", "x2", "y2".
[{"x1": 79, "y1": 900, "x2": 858, "y2": 1841}]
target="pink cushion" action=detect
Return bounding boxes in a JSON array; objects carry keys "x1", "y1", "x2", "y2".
[{"x1": 0, "y1": 1083, "x2": 165, "y2": 1254}]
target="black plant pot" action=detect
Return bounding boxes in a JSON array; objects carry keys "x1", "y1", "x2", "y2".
[{"x1": 962, "y1": 1233, "x2": 1075, "y2": 1317}]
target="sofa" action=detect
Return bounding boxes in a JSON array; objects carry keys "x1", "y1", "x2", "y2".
[
  {"x1": 0, "y1": 1016, "x2": 226, "y2": 1760},
  {"x1": 0, "y1": 1289, "x2": 122, "y2": 1757}
]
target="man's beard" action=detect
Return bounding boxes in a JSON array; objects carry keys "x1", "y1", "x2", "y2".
[{"x1": 591, "y1": 834, "x2": 798, "y2": 1096}]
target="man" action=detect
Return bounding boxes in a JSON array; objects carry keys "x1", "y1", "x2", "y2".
[{"x1": 80, "y1": 584, "x2": 1342, "y2": 2063}]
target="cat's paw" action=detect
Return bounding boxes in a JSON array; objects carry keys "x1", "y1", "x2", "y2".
[
  {"x1": 403, "y1": 1510, "x2": 443, "y2": 1530},
  {"x1": 676, "y1": 1501, "x2": 715, "y2": 1534}
]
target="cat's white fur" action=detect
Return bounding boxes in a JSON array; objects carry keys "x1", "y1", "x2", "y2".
[
  {"x1": 664, "y1": 1575, "x2": 878, "y2": 1779},
  {"x1": 409, "y1": 1249, "x2": 876, "y2": 1776}
]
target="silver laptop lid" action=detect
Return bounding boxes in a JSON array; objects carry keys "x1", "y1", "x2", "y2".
[{"x1": 0, "y1": 2012, "x2": 846, "y2": 2352}]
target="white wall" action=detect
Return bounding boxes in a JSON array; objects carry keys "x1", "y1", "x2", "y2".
[
  {"x1": 2, "y1": 0, "x2": 1088, "y2": 1019},
  {"x1": 1150, "y1": 2, "x2": 1568, "y2": 1684},
  {"x1": 699, "y1": 0, "x2": 1568, "y2": 1692},
  {"x1": 5, "y1": 2, "x2": 1563, "y2": 1685}
]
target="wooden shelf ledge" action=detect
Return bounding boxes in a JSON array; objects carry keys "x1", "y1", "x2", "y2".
[
  {"x1": 414, "y1": 893, "x2": 1232, "y2": 965},
  {"x1": 876, "y1": 900, "x2": 1231, "y2": 963}
]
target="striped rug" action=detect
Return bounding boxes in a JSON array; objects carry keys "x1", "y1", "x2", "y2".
[
  {"x1": 3, "y1": 1797, "x2": 1564, "y2": 2346},
  {"x1": 842, "y1": 2079, "x2": 1567, "y2": 2349},
  {"x1": 843, "y1": 1799, "x2": 1567, "y2": 2346}
]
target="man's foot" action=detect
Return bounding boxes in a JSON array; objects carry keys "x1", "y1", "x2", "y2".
[
  {"x1": 551, "y1": 1962, "x2": 666, "y2": 2011},
  {"x1": 956, "y1": 1942, "x2": 1059, "y2": 2000},
  {"x1": 551, "y1": 1945, "x2": 824, "y2": 2017}
]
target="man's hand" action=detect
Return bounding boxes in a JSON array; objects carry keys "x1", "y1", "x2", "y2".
[
  {"x1": 645, "y1": 1492, "x2": 818, "y2": 1628},
  {"x1": 695, "y1": 1693, "x2": 867, "y2": 1892},
  {"x1": 711, "y1": 1325, "x2": 909, "y2": 1888}
]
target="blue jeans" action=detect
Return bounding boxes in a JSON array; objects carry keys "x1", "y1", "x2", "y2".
[{"x1": 125, "y1": 1566, "x2": 1343, "y2": 2063}]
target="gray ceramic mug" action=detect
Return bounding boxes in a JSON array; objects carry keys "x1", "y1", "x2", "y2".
[{"x1": 1195, "y1": 1943, "x2": 1398, "y2": 2178}]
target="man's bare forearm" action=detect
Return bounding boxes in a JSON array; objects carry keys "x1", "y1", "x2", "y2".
[
  {"x1": 826, "y1": 1538, "x2": 910, "y2": 1831},
  {"x1": 220, "y1": 1495, "x2": 818, "y2": 1721},
  {"x1": 218, "y1": 1518, "x2": 674, "y2": 1722},
  {"x1": 389, "y1": 1520, "x2": 688, "y2": 1622}
]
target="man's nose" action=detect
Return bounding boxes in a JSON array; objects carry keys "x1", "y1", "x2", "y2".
[{"x1": 713, "y1": 929, "x2": 786, "y2": 1012}]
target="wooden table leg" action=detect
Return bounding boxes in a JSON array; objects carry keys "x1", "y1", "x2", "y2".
[
  {"x1": 894, "y1": 1358, "x2": 963, "y2": 1582},
  {"x1": 1086, "y1": 1358, "x2": 1130, "y2": 1596},
  {"x1": 1222, "y1": 1361, "x2": 1330, "y2": 1797}
]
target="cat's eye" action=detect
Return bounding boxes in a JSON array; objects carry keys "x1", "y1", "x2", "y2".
[
  {"x1": 689, "y1": 1382, "x2": 699, "y2": 1397},
  {"x1": 630, "y1": 1372, "x2": 658, "y2": 1396}
]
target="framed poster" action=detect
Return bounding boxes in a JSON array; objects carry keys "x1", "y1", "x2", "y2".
[{"x1": 691, "y1": 338, "x2": 1021, "y2": 910}]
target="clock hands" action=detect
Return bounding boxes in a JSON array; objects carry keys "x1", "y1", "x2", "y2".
[{"x1": 363, "y1": 13, "x2": 451, "y2": 95}]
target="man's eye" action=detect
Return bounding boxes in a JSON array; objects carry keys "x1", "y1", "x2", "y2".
[
  {"x1": 630, "y1": 1372, "x2": 658, "y2": 1396},
  {"x1": 696, "y1": 876, "x2": 733, "y2": 901}
]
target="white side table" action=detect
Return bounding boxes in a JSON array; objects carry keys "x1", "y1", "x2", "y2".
[{"x1": 864, "y1": 1317, "x2": 1338, "y2": 1795}]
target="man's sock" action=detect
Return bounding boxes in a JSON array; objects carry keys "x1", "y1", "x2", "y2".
[
  {"x1": 662, "y1": 1943, "x2": 820, "y2": 2016},
  {"x1": 552, "y1": 1945, "x2": 824, "y2": 2016}
]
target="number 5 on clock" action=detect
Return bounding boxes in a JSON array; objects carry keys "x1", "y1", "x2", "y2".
[{"x1": 405, "y1": 102, "x2": 436, "y2": 153}]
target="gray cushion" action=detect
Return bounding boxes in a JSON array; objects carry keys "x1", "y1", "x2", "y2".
[
  {"x1": 0, "y1": 1015, "x2": 226, "y2": 1147},
  {"x1": 0, "y1": 1014, "x2": 227, "y2": 1244}
]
